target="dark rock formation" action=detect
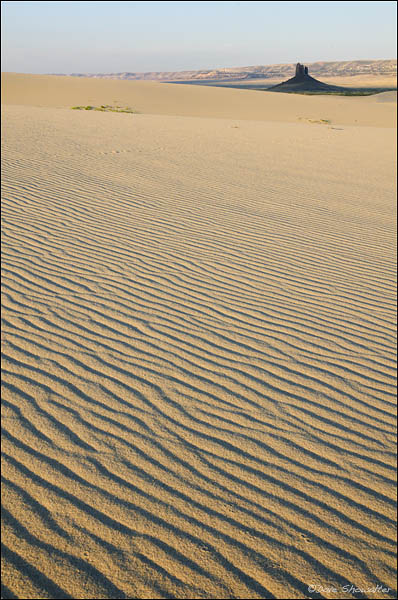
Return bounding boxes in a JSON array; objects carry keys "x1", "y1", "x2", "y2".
[{"x1": 268, "y1": 62, "x2": 346, "y2": 93}]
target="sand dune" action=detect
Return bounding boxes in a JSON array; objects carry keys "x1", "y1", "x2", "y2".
[
  {"x1": 1, "y1": 75, "x2": 397, "y2": 599},
  {"x1": 371, "y1": 91, "x2": 398, "y2": 103},
  {"x1": 2, "y1": 72, "x2": 397, "y2": 127}
]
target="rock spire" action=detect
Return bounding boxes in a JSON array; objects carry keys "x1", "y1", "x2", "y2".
[{"x1": 295, "y1": 63, "x2": 309, "y2": 78}]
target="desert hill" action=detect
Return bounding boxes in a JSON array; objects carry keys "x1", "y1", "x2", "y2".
[{"x1": 54, "y1": 59, "x2": 397, "y2": 83}]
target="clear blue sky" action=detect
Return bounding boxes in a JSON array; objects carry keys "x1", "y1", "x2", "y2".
[{"x1": 1, "y1": 1, "x2": 396, "y2": 73}]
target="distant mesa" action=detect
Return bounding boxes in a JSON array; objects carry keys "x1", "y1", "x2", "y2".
[
  {"x1": 54, "y1": 60, "x2": 397, "y2": 86},
  {"x1": 268, "y1": 63, "x2": 345, "y2": 93}
]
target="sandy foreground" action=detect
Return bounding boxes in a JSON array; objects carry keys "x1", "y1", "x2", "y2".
[{"x1": 1, "y1": 73, "x2": 397, "y2": 599}]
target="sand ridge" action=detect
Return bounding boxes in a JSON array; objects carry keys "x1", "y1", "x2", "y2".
[{"x1": 1, "y1": 75, "x2": 397, "y2": 599}]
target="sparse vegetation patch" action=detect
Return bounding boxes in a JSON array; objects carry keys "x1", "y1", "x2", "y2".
[
  {"x1": 307, "y1": 118, "x2": 331, "y2": 124},
  {"x1": 71, "y1": 104, "x2": 138, "y2": 113}
]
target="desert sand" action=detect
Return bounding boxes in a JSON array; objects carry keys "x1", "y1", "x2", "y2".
[{"x1": 1, "y1": 73, "x2": 397, "y2": 599}]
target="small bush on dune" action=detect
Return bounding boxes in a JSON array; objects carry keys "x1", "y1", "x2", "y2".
[{"x1": 71, "y1": 104, "x2": 137, "y2": 114}]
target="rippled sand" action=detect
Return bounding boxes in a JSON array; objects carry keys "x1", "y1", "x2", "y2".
[{"x1": 1, "y1": 73, "x2": 397, "y2": 599}]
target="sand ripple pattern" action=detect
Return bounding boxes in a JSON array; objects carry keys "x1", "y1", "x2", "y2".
[{"x1": 1, "y1": 106, "x2": 397, "y2": 599}]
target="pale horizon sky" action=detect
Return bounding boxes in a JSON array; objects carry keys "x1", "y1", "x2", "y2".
[{"x1": 1, "y1": 1, "x2": 397, "y2": 74}]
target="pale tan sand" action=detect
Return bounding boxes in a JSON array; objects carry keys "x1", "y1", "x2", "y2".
[
  {"x1": 300, "y1": 74, "x2": 397, "y2": 89},
  {"x1": 1, "y1": 74, "x2": 397, "y2": 599}
]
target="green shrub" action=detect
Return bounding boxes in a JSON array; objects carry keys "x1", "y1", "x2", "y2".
[{"x1": 71, "y1": 104, "x2": 137, "y2": 114}]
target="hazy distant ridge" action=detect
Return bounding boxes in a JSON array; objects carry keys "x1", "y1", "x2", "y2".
[{"x1": 56, "y1": 59, "x2": 397, "y2": 81}]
